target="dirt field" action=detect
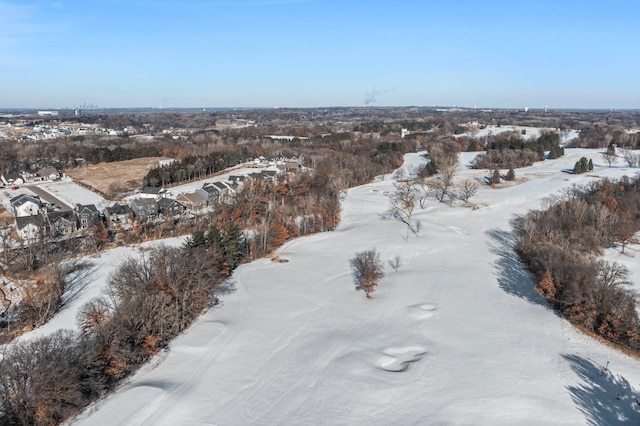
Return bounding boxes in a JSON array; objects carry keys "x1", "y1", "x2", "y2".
[{"x1": 65, "y1": 157, "x2": 169, "y2": 198}]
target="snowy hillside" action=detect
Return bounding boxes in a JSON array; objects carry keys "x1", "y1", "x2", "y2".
[{"x1": 60, "y1": 148, "x2": 640, "y2": 425}]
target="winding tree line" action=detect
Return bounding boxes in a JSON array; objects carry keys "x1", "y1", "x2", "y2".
[{"x1": 515, "y1": 176, "x2": 640, "y2": 351}]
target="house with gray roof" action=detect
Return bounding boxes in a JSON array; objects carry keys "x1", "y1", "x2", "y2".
[
  {"x1": 74, "y1": 204, "x2": 100, "y2": 230},
  {"x1": 158, "y1": 198, "x2": 186, "y2": 217},
  {"x1": 130, "y1": 198, "x2": 158, "y2": 222},
  {"x1": 10, "y1": 194, "x2": 42, "y2": 217},
  {"x1": 104, "y1": 203, "x2": 134, "y2": 230},
  {"x1": 47, "y1": 211, "x2": 77, "y2": 236},
  {"x1": 15, "y1": 215, "x2": 46, "y2": 241}
]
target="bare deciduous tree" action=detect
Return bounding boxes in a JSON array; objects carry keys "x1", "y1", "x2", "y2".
[
  {"x1": 621, "y1": 149, "x2": 640, "y2": 168},
  {"x1": 458, "y1": 179, "x2": 479, "y2": 203},
  {"x1": 388, "y1": 255, "x2": 402, "y2": 271},
  {"x1": 350, "y1": 249, "x2": 385, "y2": 298},
  {"x1": 430, "y1": 164, "x2": 457, "y2": 204},
  {"x1": 603, "y1": 145, "x2": 616, "y2": 168},
  {"x1": 382, "y1": 181, "x2": 419, "y2": 240}
]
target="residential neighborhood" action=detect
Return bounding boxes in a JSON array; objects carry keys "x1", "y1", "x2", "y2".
[{"x1": 0, "y1": 157, "x2": 301, "y2": 245}]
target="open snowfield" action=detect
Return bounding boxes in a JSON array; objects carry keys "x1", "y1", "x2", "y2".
[{"x1": 24, "y1": 148, "x2": 638, "y2": 425}]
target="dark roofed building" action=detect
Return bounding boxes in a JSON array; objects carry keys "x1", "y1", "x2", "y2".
[
  {"x1": 130, "y1": 198, "x2": 158, "y2": 221},
  {"x1": 74, "y1": 204, "x2": 100, "y2": 229},
  {"x1": 104, "y1": 203, "x2": 134, "y2": 230},
  {"x1": 47, "y1": 211, "x2": 77, "y2": 236},
  {"x1": 158, "y1": 198, "x2": 186, "y2": 216},
  {"x1": 139, "y1": 186, "x2": 165, "y2": 199}
]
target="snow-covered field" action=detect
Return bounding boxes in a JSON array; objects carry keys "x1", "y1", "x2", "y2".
[{"x1": 22, "y1": 148, "x2": 639, "y2": 425}]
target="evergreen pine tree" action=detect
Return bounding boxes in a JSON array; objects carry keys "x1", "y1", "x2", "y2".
[
  {"x1": 588, "y1": 158, "x2": 594, "y2": 171},
  {"x1": 491, "y1": 169, "x2": 501, "y2": 186}
]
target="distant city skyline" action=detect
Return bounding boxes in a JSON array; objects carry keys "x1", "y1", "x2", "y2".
[{"x1": 1, "y1": 0, "x2": 638, "y2": 109}]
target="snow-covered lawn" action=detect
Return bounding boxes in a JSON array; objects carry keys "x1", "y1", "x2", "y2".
[
  {"x1": 36, "y1": 178, "x2": 109, "y2": 209},
  {"x1": 21, "y1": 148, "x2": 639, "y2": 425}
]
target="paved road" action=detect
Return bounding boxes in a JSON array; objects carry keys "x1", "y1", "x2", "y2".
[{"x1": 28, "y1": 185, "x2": 73, "y2": 211}]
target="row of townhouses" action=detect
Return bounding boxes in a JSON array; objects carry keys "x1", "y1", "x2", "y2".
[{"x1": 9, "y1": 169, "x2": 283, "y2": 241}]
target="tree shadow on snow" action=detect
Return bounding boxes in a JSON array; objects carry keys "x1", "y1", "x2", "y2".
[
  {"x1": 60, "y1": 259, "x2": 96, "y2": 310},
  {"x1": 485, "y1": 226, "x2": 548, "y2": 307},
  {"x1": 563, "y1": 353, "x2": 640, "y2": 425}
]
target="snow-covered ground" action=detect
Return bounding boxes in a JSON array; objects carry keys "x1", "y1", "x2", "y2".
[
  {"x1": 160, "y1": 165, "x2": 278, "y2": 197},
  {"x1": 457, "y1": 124, "x2": 579, "y2": 145},
  {"x1": 18, "y1": 148, "x2": 639, "y2": 425},
  {"x1": 0, "y1": 179, "x2": 108, "y2": 216},
  {"x1": 36, "y1": 178, "x2": 109, "y2": 209}
]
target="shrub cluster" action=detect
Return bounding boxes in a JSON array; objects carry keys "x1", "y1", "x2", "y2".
[
  {"x1": 573, "y1": 157, "x2": 594, "y2": 174},
  {"x1": 472, "y1": 132, "x2": 564, "y2": 169}
]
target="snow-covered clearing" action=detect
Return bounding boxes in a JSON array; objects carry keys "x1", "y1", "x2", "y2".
[{"x1": 24, "y1": 148, "x2": 639, "y2": 425}]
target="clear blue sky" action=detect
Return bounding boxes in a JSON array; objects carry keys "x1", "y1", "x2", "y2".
[{"x1": 1, "y1": 0, "x2": 638, "y2": 109}]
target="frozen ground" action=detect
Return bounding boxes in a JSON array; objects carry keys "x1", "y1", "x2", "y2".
[{"x1": 20, "y1": 148, "x2": 640, "y2": 425}]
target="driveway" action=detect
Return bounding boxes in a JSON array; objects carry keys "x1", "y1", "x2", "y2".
[{"x1": 28, "y1": 185, "x2": 73, "y2": 211}]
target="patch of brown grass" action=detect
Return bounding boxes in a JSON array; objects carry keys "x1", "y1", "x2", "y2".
[{"x1": 65, "y1": 157, "x2": 169, "y2": 198}]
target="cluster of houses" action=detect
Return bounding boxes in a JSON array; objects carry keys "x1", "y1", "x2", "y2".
[
  {"x1": 9, "y1": 193, "x2": 102, "y2": 241},
  {"x1": 7, "y1": 168, "x2": 284, "y2": 242},
  {"x1": 1, "y1": 168, "x2": 61, "y2": 187},
  {"x1": 252, "y1": 155, "x2": 303, "y2": 172}
]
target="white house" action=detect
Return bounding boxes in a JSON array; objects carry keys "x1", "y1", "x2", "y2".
[{"x1": 10, "y1": 194, "x2": 42, "y2": 217}]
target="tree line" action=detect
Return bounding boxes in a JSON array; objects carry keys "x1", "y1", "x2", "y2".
[
  {"x1": 0, "y1": 244, "x2": 233, "y2": 425},
  {"x1": 515, "y1": 175, "x2": 640, "y2": 351},
  {"x1": 143, "y1": 150, "x2": 245, "y2": 187}
]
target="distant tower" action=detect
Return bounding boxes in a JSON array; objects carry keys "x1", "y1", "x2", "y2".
[
  {"x1": 524, "y1": 107, "x2": 529, "y2": 112},
  {"x1": 544, "y1": 105, "x2": 548, "y2": 114},
  {"x1": 74, "y1": 109, "x2": 81, "y2": 116}
]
